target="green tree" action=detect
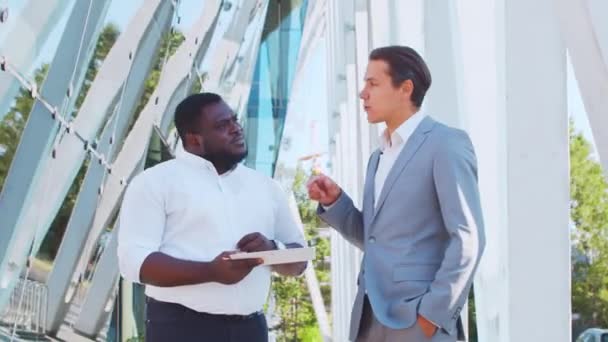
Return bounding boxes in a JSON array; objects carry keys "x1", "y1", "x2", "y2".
[
  {"x1": 271, "y1": 166, "x2": 331, "y2": 342},
  {"x1": 570, "y1": 122, "x2": 608, "y2": 332}
]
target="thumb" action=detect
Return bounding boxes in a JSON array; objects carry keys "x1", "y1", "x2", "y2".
[
  {"x1": 246, "y1": 258, "x2": 264, "y2": 267},
  {"x1": 321, "y1": 176, "x2": 335, "y2": 191},
  {"x1": 218, "y1": 250, "x2": 239, "y2": 260}
]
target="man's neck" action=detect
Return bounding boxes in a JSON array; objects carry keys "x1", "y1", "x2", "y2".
[
  {"x1": 213, "y1": 162, "x2": 237, "y2": 175},
  {"x1": 207, "y1": 158, "x2": 237, "y2": 175},
  {"x1": 185, "y1": 148, "x2": 236, "y2": 175},
  {"x1": 385, "y1": 106, "x2": 419, "y2": 135}
]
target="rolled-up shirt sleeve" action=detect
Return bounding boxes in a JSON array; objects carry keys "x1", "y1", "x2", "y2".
[
  {"x1": 271, "y1": 181, "x2": 306, "y2": 246},
  {"x1": 117, "y1": 174, "x2": 165, "y2": 284}
]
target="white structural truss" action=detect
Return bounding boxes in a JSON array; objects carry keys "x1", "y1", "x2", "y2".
[{"x1": 0, "y1": 0, "x2": 606, "y2": 340}]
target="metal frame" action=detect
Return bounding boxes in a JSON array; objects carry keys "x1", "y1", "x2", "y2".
[{"x1": 0, "y1": 0, "x2": 110, "y2": 308}]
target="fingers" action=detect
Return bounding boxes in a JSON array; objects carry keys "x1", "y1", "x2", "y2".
[
  {"x1": 246, "y1": 258, "x2": 264, "y2": 267},
  {"x1": 237, "y1": 232, "x2": 260, "y2": 249},
  {"x1": 231, "y1": 258, "x2": 264, "y2": 268},
  {"x1": 321, "y1": 176, "x2": 337, "y2": 192},
  {"x1": 218, "y1": 251, "x2": 263, "y2": 267},
  {"x1": 306, "y1": 175, "x2": 323, "y2": 190},
  {"x1": 308, "y1": 182, "x2": 324, "y2": 200},
  {"x1": 307, "y1": 176, "x2": 328, "y2": 200},
  {"x1": 218, "y1": 251, "x2": 238, "y2": 260},
  {"x1": 239, "y1": 237, "x2": 265, "y2": 252}
]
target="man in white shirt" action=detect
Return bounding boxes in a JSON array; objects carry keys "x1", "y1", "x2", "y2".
[
  {"x1": 118, "y1": 92, "x2": 307, "y2": 342},
  {"x1": 307, "y1": 46, "x2": 485, "y2": 342}
]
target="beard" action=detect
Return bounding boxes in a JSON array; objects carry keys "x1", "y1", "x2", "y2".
[{"x1": 204, "y1": 148, "x2": 248, "y2": 170}]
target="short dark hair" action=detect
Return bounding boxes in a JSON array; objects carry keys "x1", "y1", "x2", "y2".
[
  {"x1": 369, "y1": 46, "x2": 432, "y2": 107},
  {"x1": 174, "y1": 92, "x2": 223, "y2": 141}
]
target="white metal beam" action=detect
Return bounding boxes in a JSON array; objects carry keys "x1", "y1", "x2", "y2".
[
  {"x1": 0, "y1": 0, "x2": 109, "y2": 308},
  {"x1": 0, "y1": 0, "x2": 73, "y2": 117},
  {"x1": 70, "y1": 0, "x2": 222, "y2": 291},
  {"x1": 73, "y1": 229, "x2": 120, "y2": 338},
  {"x1": 554, "y1": 0, "x2": 608, "y2": 174}
]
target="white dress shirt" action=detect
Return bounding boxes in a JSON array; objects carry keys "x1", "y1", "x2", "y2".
[
  {"x1": 374, "y1": 111, "x2": 426, "y2": 207},
  {"x1": 117, "y1": 149, "x2": 305, "y2": 315}
]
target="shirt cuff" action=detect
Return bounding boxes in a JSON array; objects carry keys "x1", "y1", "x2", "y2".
[{"x1": 322, "y1": 202, "x2": 336, "y2": 211}]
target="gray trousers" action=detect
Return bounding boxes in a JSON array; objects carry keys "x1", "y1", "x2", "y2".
[{"x1": 355, "y1": 296, "x2": 456, "y2": 342}]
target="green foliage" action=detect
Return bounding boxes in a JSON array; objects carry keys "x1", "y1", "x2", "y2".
[
  {"x1": 125, "y1": 335, "x2": 144, "y2": 342},
  {"x1": 570, "y1": 122, "x2": 608, "y2": 330},
  {"x1": 271, "y1": 166, "x2": 331, "y2": 341},
  {"x1": 468, "y1": 289, "x2": 478, "y2": 342}
]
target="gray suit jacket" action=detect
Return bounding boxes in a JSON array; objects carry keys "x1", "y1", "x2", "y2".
[{"x1": 318, "y1": 116, "x2": 485, "y2": 341}]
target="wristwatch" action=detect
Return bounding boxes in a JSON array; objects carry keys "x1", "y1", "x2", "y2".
[{"x1": 272, "y1": 240, "x2": 286, "y2": 250}]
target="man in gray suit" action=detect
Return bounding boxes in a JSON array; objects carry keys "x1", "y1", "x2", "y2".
[{"x1": 307, "y1": 46, "x2": 485, "y2": 342}]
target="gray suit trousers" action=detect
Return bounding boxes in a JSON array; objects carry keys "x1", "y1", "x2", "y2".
[{"x1": 356, "y1": 296, "x2": 456, "y2": 342}]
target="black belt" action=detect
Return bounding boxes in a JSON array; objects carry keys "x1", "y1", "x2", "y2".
[
  {"x1": 147, "y1": 297, "x2": 262, "y2": 321},
  {"x1": 198, "y1": 310, "x2": 263, "y2": 321}
]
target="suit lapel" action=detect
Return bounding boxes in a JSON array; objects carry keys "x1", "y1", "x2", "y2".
[
  {"x1": 363, "y1": 150, "x2": 381, "y2": 227},
  {"x1": 372, "y1": 116, "x2": 436, "y2": 222}
]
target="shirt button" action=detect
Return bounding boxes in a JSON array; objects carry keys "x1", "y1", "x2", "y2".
[{"x1": 368, "y1": 236, "x2": 376, "y2": 244}]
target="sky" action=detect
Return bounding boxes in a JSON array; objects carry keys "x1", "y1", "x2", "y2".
[{"x1": 0, "y1": 0, "x2": 599, "y2": 160}]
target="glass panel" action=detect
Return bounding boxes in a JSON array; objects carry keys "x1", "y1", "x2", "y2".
[{"x1": 244, "y1": 0, "x2": 308, "y2": 176}]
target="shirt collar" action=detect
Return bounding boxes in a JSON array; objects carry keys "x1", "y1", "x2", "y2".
[
  {"x1": 175, "y1": 146, "x2": 240, "y2": 177},
  {"x1": 378, "y1": 110, "x2": 427, "y2": 151},
  {"x1": 176, "y1": 146, "x2": 216, "y2": 173}
]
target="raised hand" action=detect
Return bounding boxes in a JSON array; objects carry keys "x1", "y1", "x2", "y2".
[{"x1": 306, "y1": 173, "x2": 342, "y2": 206}]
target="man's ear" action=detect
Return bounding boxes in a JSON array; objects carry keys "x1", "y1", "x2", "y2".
[
  {"x1": 184, "y1": 132, "x2": 205, "y2": 153},
  {"x1": 400, "y1": 79, "x2": 414, "y2": 99}
]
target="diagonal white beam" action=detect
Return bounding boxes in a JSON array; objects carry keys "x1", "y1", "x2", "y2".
[
  {"x1": 70, "y1": 0, "x2": 223, "y2": 287},
  {"x1": 554, "y1": 0, "x2": 608, "y2": 174},
  {"x1": 0, "y1": 0, "x2": 72, "y2": 117},
  {"x1": 0, "y1": 0, "x2": 109, "y2": 308}
]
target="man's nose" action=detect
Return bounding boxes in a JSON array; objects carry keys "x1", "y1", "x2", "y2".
[
  {"x1": 230, "y1": 121, "x2": 243, "y2": 134},
  {"x1": 359, "y1": 89, "x2": 367, "y2": 99}
]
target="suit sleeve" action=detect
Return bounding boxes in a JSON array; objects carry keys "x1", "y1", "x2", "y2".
[
  {"x1": 418, "y1": 130, "x2": 486, "y2": 332},
  {"x1": 317, "y1": 192, "x2": 364, "y2": 250}
]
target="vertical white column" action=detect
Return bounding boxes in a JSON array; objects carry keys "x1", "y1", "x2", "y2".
[
  {"x1": 427, "y1": 1, "x2": 570, "y2": 341},
  {"x1": 424, "y1": 0, "x2": 463, "y2": 128},
  {"x1": 325, "y1": 0, "x2": 364, "y2": 340},
  {"x1": 390, "y1": 0, "x2": 425, "y2": 53},
  {"x1": 446, "y1": 1, "x2": 509, "y2": 340},
  {"x1": 504, "y1": 0, "x2": 571, "y2": 340}
]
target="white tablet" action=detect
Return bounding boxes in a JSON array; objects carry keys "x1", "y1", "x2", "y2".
[{"x1": 228, "y1": 247, "x2": 315, "y2": 265}]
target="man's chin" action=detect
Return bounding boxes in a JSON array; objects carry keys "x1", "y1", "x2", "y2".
[
  {"x1": 231, "y1": 149, "x2": 248, "y2": 164},
  {"x1": 367, "y1": 115, "x2": 380, "y2": 124}
]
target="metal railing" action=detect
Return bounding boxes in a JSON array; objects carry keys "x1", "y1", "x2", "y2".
[{"x1": 0, "y1": 278, "x2": 48, "y2": 340}]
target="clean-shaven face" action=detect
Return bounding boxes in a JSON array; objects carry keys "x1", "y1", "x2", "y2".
[{"x1": 359, "y1": 59, "x2": 408, "y2": 124}]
